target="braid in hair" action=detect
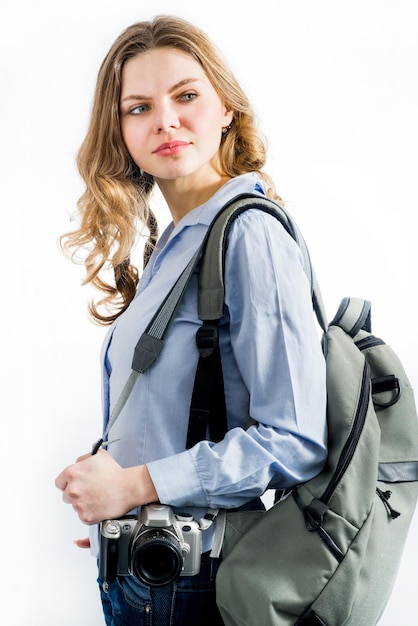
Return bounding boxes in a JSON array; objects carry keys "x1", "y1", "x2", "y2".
[{"x1": 143, "y1": 208, "x2": 159, "y2": 269}]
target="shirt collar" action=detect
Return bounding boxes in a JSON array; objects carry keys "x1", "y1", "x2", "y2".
[
  {"x1": 145, "y1": 173, "x2": 265, "y2": 279},
  {"x1": 172, "y1": 172, "x2": 265, "y2": 231}
]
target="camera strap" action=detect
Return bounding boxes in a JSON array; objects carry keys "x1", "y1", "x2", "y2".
[{"x1": 92, "y1": 244, "x2": 203, "y2": 456}]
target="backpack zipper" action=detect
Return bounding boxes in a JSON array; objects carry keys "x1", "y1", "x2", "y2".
[
  {"x1": 299, "y1": 360, "x2": 371, "y2": 545},
  {"x1": 320, "y1": 361, "x2": 371, "y2": 504}
]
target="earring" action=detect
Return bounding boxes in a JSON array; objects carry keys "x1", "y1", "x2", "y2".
[{"x1": 222, "y1": 123, "x2": 233, "y2": 135}]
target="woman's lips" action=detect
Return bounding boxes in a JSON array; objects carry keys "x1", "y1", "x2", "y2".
[{"x1": 153, "y1": 141, "x2": 190, "y2": 156}]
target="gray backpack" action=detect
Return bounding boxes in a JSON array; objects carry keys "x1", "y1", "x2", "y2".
[{"x1": 188, "y1": 194, "x2": 418, "y2": 625}]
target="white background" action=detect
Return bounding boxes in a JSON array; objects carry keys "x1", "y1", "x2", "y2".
[{"x1": 1, "y1": 0, "x2": 417, "y2": 624}]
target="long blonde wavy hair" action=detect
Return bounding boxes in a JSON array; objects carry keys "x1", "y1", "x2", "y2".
[{"x1": 62, "y1": 15, "x2": 280, "y2": 325}]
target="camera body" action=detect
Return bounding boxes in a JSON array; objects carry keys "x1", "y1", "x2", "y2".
[{"x1": 99, "y1": 504, "x2": 202, "y2": 587}]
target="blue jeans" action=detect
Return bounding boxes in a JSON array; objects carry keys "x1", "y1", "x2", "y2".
[{"x1": 98, "y1": 553, "x2": 224, "y2": 625}]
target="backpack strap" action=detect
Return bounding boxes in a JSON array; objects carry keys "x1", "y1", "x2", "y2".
[
  {"x1": 330, "y1": 297, "x2": 371, "y2": 337},
  {"x1": 186, "y1": 194, "x2": 327, "y2": 449},
  {"x1": 197, "y1": 194, "x2": 327, "y2": 331},
  {"x1": 186, "y1": 321, "x2": 228, "y2": 448}
]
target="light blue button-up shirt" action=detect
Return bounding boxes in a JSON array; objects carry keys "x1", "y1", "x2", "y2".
[{"x1": 95, "y1": 172, "x2": 327, "y2": 553}]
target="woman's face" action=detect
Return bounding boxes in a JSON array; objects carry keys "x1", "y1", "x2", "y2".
[{"x1": 119, "y1": 47, "x2": 233, "y2": 188}]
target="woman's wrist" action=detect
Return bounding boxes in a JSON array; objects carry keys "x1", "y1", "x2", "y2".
[{"x1": 124, "y1": 464, "x2": 159, "y2": 509}]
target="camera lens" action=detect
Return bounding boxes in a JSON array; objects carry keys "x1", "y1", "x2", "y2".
[{"x1": 131, "y1": 529, "x2": 183, "y2": 587}]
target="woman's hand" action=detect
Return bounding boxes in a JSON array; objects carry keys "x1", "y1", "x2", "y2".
[
  {"x1": 74, "y1": 538, "x2": 91, "y2": 549},
  {"x1": 55, "y1": 449, "x2": 158, "y2": 525}
]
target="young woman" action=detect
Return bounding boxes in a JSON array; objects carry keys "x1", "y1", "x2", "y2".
[{"x1": 55, "y1": 15, "x2": 327, "y2": 626}]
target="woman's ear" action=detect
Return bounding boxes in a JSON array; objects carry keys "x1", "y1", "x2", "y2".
[{"x1": 224, "y1": 108, "x2": 234, "y2": 128}]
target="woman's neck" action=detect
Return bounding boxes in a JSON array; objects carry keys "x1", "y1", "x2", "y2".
[{"x1": 156, "y1": 173, "x2": 232, "y2": 225}]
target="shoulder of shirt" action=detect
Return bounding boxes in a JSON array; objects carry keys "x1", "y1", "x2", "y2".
[
  {"x1": 226, "y1": 205, "x2": 299, "y2": 252},
  {"x1": 223, "y1": 201, "x2": 305, "y2": 268},
  {"x1": 196, "y1": 172, "x2": 267, "y2": 226}
]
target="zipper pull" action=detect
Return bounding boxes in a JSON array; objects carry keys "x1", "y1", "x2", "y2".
[
  {"x1": 303, "y1": 498, "x2": 329, "y2": 531},
  {"x1": 376, "y1": 487, "x2": 401, "y2": 519}
]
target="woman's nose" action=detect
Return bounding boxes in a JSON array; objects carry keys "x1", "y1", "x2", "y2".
[{"x1": 153, "y1": 103, "x2": 180, "y2": 133}]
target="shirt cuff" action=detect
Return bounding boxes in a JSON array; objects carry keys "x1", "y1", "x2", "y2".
[{"x1": 146, "y1": 450, "x2": 208, "y2": 508}]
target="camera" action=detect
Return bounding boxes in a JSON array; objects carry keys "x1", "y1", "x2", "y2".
[{"x1": 99, "y1": 504, "x2": 202, "y2": 587}]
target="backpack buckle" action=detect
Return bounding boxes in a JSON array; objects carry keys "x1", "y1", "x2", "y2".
[{"x1": 196, "y1": 324, "x2": 218, "y2": 358}]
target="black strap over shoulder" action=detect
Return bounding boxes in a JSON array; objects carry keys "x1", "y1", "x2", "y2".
[
  {"x1": 187, "y1": 193, "x2": 325, "y2": 448},
  {"x1": 186, "y1": 322, "x2": 228, "y2": 448}
]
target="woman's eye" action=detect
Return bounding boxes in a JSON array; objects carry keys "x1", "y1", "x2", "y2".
[
  {"x1": 129, "y1": 104, "x2": 150, "y2": 115},
  {"x1": 179, "y1": 92, "x2": 197, "y2": 102}
]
